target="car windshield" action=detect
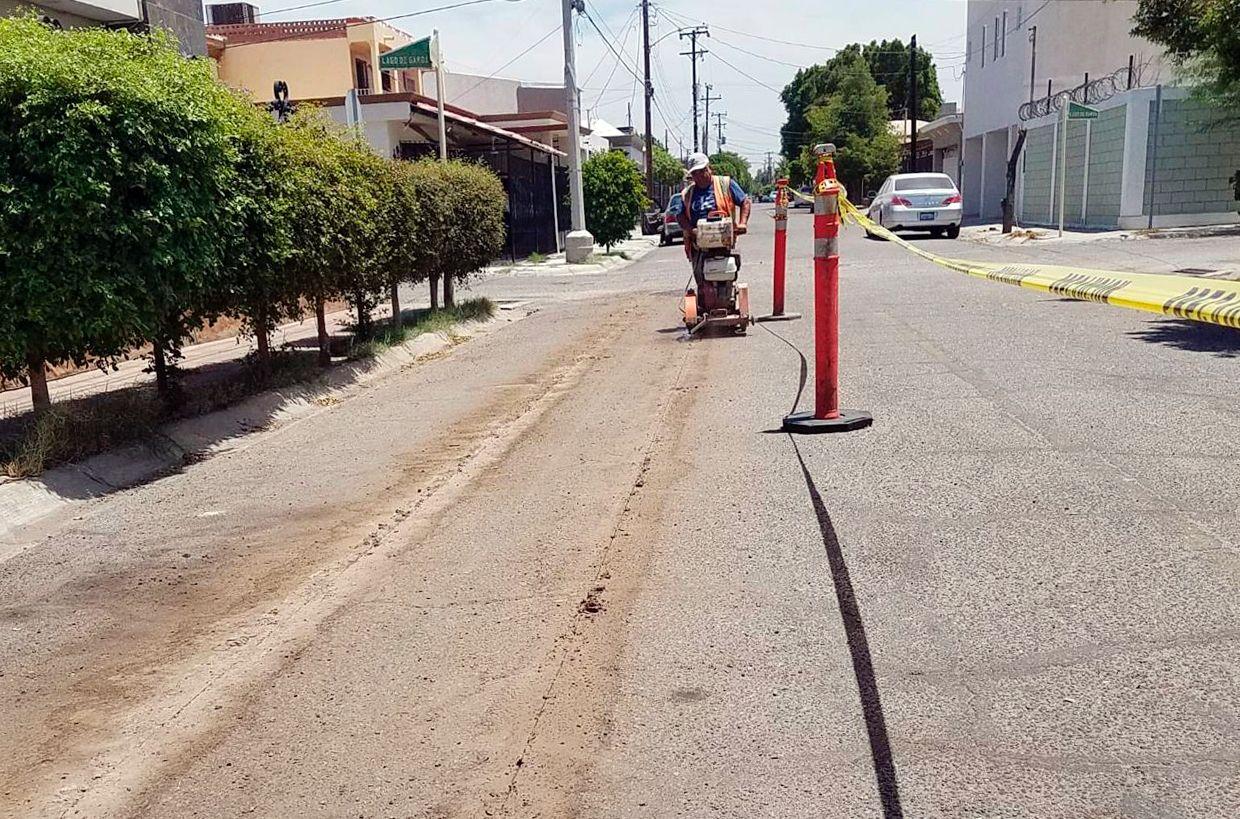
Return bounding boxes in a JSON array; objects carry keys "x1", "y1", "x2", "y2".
[
  {"x1": 666, "y1": 194, "x2": 680, "y2": 210},
  {"x1": 894, "y1": 175, "x2": 956, "y2": 192}
]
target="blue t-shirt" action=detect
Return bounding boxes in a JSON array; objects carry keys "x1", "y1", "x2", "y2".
[{"x1": 669, "y1": 178, "x2": 748, "y2": 225}]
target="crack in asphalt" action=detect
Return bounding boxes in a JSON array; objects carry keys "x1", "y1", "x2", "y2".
[{"x1": 497, "y1": 351, "x2": 692, "y2": 814}]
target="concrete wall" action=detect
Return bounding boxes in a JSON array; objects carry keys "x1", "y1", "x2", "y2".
[
  {"x1": 1016, "y1": 89, "x2": 1240, "y2": 229},
  {"x1": 962, "y1": 136, "x2": 983, "y2": 217},
  {"x1": 146, "y1": 0, "x2": 205, "y2": 56},
  {"x1": 517, "y1": 85, "x2": 568, "y2": 114},
  {"x1": 1145, "y1": 98, "x2": 1240, "y2": 220},
  {"x1": 3, "y1": 0, "x2": 203, "y2": 55},
  {"x1": 426, "y1": 71, "x2": 519, "y2": 115},
  {"x1": 1084, "y1": 105, "x2": 1126, "y2": 225},
  {"x1": 216, "y1": 37, "x2": 353, "y2": 101},
  {"x1": 1020, "y1": 122, "x2": 1054, "y2": 223},
  {"x1": 1019, "y1": 111, "x2": 1125, "y2": 228},
  {"x1": 981, "y1": 128, "x2": 1009, "y2": 220}
]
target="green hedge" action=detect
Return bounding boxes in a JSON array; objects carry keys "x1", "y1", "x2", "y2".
[{"x1": 0, "y1": 17, "x2": 508, "y2": 411}]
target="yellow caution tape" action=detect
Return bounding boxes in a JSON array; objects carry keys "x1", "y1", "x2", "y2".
[{"x1": 838, "y1": 197, "x2": 1240, "y2": 329}]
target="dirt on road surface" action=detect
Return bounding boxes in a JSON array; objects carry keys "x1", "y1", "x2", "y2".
[{"x1": 2, "y1": 209, "x2": 1237, "y2": 818}]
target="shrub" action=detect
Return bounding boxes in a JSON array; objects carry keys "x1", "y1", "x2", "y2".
[
  {"x1": 582, "y1": 150, "x2": 648, "y2": 250},
  {"x1": 0, "y1": 17, "x2": 253, "y2": 410}
]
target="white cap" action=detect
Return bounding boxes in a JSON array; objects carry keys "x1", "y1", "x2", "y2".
[{"x1": 687, "y1": 152, "x2": 710, "y2": 172}]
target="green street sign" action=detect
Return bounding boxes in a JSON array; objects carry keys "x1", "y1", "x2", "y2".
[
  {"x1": 1068, "y1": 101, "x2": 1099, "y2": 120},
  {"x1": 380, "y1": 36, "x2": 433, "y2": 70}
]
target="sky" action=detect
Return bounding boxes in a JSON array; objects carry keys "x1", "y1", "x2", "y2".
[{"x1": 250, "y1": 0, "x2": 970, "y2": 169}]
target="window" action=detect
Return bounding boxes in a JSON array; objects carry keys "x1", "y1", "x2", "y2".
[
  {"x1": 981, "y1": 25, "x2": 986, "y2": 67},
  {"x1": 895, "y1": 174, "x2": 956, "y2": 192},
  {"x1": 994, "y1": 17, "x2": 1000, "y2": 59},
  {"x1": 1001, "y1": 10, "x2": 1008, "y2": 57},
  {"x1": 381, "y1": 70, "x2": 394, "y2": 92},
  {"x1": 354, "y1": 58, "x2": 372, "y2": 93}
]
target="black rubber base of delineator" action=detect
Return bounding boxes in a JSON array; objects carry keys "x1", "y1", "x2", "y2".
[
  {"x1": 754, "y1": 311, "x2": 802, "y2": 323},
  {"x1": 782, "y1": 409, "x2": 874, "y2": 434}
]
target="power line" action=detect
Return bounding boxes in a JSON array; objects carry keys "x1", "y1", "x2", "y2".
[
  {"x1": 582, "y1": 4, "x2": 640, "y2": 87},
  {"x1": 708, "y1": 49, "x2": 782, "y2": 94},
  {"x1": 449, "y1": 23, "x2": 560, "y2": 103},
  {"x1": 582, "y1": 10, "x2": 646, "y2": 88}
]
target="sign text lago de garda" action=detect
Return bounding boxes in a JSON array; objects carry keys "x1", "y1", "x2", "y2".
[{"x1": 380, "y1": 37, "x2": 433, "y2": 70}]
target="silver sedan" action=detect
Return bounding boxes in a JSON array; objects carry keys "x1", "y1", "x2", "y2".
[{"x1": 867, "y1": 173, "x2": 963, "y2": 238}]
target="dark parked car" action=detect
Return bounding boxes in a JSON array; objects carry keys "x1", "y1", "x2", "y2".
[{"x1": 659, "y1": 192, "x2": 684, "y2": 246}]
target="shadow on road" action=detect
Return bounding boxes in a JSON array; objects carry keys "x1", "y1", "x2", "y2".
[
  {"x1": 790, "y1": 437, "x2": 905, "y2": 819},
  {"x1": 1127, "y1": 319, "x2": 1240, "y2": 358}
]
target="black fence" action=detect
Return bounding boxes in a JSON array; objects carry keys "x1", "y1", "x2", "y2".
[{"x1": 396, "y1": 141, "x2": 564, "y2": 261}]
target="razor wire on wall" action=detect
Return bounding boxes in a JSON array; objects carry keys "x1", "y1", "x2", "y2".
[{"x1": 1019, "y1": 59, "x2": 1161, "y2": 121}]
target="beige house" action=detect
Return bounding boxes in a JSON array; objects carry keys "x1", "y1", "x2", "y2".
[{"x1": 206, "y1": 15, "x2": 423, "y2": 102}]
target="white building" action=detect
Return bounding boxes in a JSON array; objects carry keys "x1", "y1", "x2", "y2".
[
  {"x1": 962, "y1": 0, "x2": 1240, "y2": 229},
  {"x1": 1, "y1": 0, "x2": 206, "y2": 55}
]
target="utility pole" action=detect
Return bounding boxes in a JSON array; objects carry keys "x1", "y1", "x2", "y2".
[
  {"x1": 642, "y1": 0, "x2": 654, "y2": 199},
  {"x1": 703, "y1": 83, "x2": 722, "y2": 153},
  {"x1": 1028, "y1": 25, "x2": 1037, "y2": 103},
  {"x1": 908, "y1": 34, "x2": 918, "y2": 173},
  {"x1": 679, "y1": 25, "x2": 709, "y2": 152},
  {"x1": 561, "y1": 0, "x2": 592, "y2": 263},
  {"x1": 713, "y1": 112, "x2": 726, "y2": 153}
]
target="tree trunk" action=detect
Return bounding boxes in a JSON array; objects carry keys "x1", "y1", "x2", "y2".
[
  {"x1": 316, "y1": 296, "x2": 331, "y2": 368},
  {"x1": 255, "y1": 300, "x2": 271, "y2": 375},
  {"x1": 443, "y1": 275, "x2": 455, "y2": 309},
  {"x1": 152, "y1": 340, "x2": 170, "y2": 399},
  {"x1": 390, "y1": 283, "x2": 402, "y2": 330},
  {"x1": 429, "y1": 273, "x2": 440, "y2": 310},
  {"x1": 354, "y1": 291, "x2": 372, "y2": 339},
  {"x1": 1002, "y1": 128, "x2": 1029, "y2": 234},
  {"x1": 26, "y1": 352, "x2": 50, "y2": 414}
]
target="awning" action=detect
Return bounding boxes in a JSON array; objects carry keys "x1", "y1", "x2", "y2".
[{"x1": 407, "y1": 100, "x2": 564, "y2": 158}]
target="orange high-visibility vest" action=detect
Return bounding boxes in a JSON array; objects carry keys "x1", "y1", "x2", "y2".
[{"x1": 681, "y1": 174, "x2": 735, "y2": 222}]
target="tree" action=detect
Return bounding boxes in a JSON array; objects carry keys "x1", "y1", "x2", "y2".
[
  {"x1": 582, "y1": 150, "x2": 648, "y2": 251},
  {"x1": 708, "y1": 150, "x2": 755, "y2": 192},
  {"x1": 780, "y1": 41, "x2": 943, "y2": 184},
  {"x1": 210, "y1": 109, "x2": 307, "y2": 374},
  {"x1": 0, "y1": 17, "x2": 250, "y2": 411},
  {"x1": 278, "y1": 111, "x2": 383, "y2": 364},
  {"x1": 800, "y1": 53, "x2": 901, "y2": 197},
  {"x1": 434, "y1": 161, "x2": 506, "y2": 308},
  {"x1": 1134, "y1": 0, "x2": 1240, "y2": 122},
  {"x1": 862, "y1": 39, "x2": 942, "y2": 122},
  {"x1": 652, "y1": 142, "x2": 686, "y2": 188}
]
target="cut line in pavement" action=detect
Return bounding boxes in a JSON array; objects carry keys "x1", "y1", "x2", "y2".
[{"x1": 791, "y1": 435, "x2": 905, "y2": 819}]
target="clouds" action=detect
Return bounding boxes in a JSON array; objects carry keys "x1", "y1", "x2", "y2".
[{"x1": 259, "y1": 0, "x2": 966, "y2": 160}]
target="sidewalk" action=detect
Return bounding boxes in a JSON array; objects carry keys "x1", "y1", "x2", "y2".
[
  {"x1": 961, "y1": 219, "x2": 1240, "y2": 246},
  {"x1": 485, "y1": 233, "x2": 658, "y2": 278},
  {"x1": 0, "y1": 302, "x2": 392, "y2": 420}
]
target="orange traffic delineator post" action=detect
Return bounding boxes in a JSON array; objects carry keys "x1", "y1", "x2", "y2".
[
  {"x1": 755, "y1": 178, "x2": 801, "y2": 323},
  {"x1": 783, "y1": 144, "x2": 872, "y2": 435}
]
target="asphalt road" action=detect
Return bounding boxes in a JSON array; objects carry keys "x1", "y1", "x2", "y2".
[{"x1": 1, "y1": 206, "x2": 1236, "y2": 818}]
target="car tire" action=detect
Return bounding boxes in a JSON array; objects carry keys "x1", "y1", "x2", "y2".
[
  {"x1": 946, "y1": 223, "x2": 960, "y2": 239},
  {"x1": 659, "y1": 233, "x2": 668, "y2": 247},
  {"x1": 930, "y1": 227, "x2": 944, "y2": 238}
]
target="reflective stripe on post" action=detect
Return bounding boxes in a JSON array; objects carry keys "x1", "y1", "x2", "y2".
[{"x1": 756, "y1": 178, "x2": 800, "y2": 323}]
